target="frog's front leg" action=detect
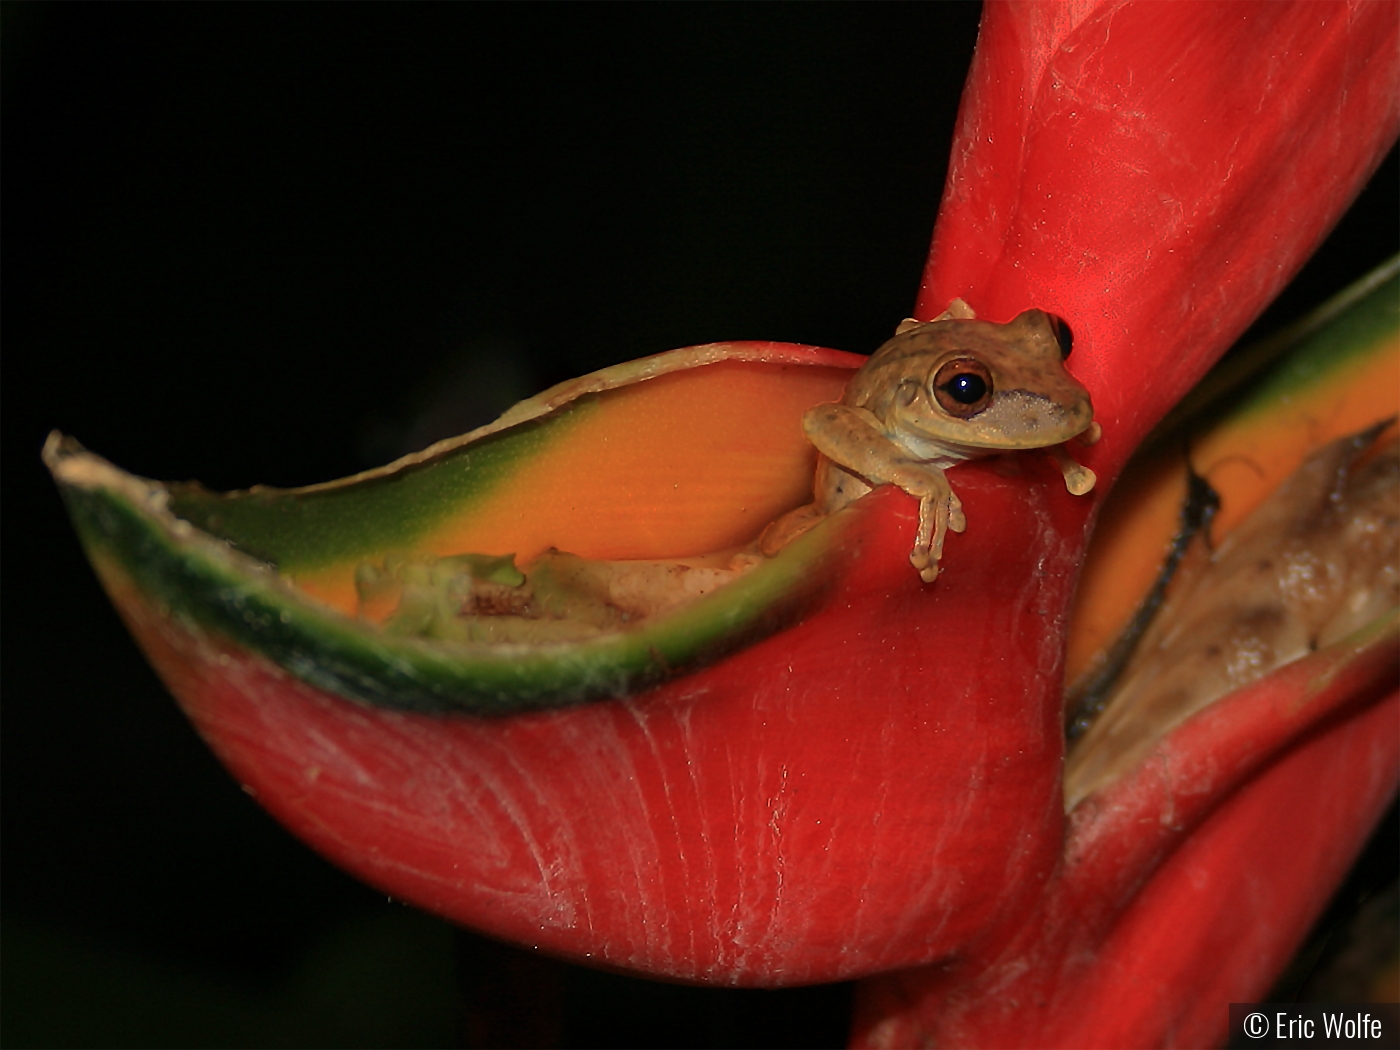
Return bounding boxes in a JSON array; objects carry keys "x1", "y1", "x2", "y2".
[
  {"x1": 909, "y1": 471, "x2": 965, "y2": 583},
  {"x1": 803, "y1": 404, "x2": 964, "y2": 583}
]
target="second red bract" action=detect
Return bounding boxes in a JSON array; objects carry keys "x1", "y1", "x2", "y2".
[
  {"x1": 89, "y1": 2, "x2": 1400, "y2": 1046},
  {"x1": 924, "y1": 0, "x2": 1399, "y2": 477}
]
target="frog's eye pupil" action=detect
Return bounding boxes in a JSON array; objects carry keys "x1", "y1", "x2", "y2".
[
  {"x1": 1048, "y1": 314, "x2": 1073, "y2": 359},
  {"x1": 945, "y1": 373, "x2": 987, "y2": 404},
  {"x1": 932, "y1": 358, "x2": 994, "y2": 417}
]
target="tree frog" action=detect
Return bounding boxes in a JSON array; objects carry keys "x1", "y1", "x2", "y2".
[{"x1": 769, "y1": 300, "x2": 1100, "y2": 582}]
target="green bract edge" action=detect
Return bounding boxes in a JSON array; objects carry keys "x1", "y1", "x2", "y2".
[
  {"x1": 1151, "y1": 255, "x2": 1399, "y2": 441},
  {"x1": 162, "y1": 342, "x2": 865, "y2": 574},
  {"x1": 167, "y1": 401, "x2": 591, "y2": 573},
  {"x1": 47, "y1": 434, "x2": 846, "y2": 715}
]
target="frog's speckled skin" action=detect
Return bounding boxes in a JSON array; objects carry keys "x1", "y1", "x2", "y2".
[{"x1": 786, "y1": 301, "x2": 1098, "y2": 582}]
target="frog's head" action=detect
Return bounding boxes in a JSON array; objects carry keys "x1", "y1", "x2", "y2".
[{"x1": 878, "y1": 309, "x2": 1094, "y2": 452}]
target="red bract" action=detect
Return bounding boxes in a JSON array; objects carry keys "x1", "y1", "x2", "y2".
[
  {"x1": 99, "y1": 469, "x2": 1087, "y2": 986},
  {"x1": 48, "y1": 0, "x2": 1399, "y2": 1042},
  {"x1": 924, "y1": 0, "x2": 1399, "y2": 479},
  {"x1": 855, "y1": 632, "x2": 1399, "y2": 1047}
]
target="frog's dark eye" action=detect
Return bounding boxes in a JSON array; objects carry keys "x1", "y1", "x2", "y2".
[
  {"x1": 1047, "y1": 314, "x2": 1073, "y2": 359},
  {"x1": 932, "y1": 358, "x2": 994, "y2": 418}
]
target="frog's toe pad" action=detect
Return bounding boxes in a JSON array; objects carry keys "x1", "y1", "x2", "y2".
[
  {"x1": 909, "y1": 547, "x2": 943, "y2": 583},
  {"x1": 1064, "y1": 466, "x2": 1097, "y2": 496}
]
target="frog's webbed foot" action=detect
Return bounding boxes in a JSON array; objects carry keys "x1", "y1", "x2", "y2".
[
  {"x1": 1049, "y1": 443, "x2": 1097, "y2": 496},
  {"x1": 894, "y1": 299, "x2": 978, "y2": 337},
  {"x1": 759, "y1": 502, "x2": 825, "y2": 557},
  {"x1": 938, "y1": 298, "x2": 977, "y2": 321},
  {"x1": 910, "y1": 489, "x2": 964, "y2": 584}
]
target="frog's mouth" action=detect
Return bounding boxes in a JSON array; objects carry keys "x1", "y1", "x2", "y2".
[
  {"x1": 894, "y1": 391, "x2": 1093, "y2": 461},
  {"x1": 947, "y1": 390, "x2": 1094, "y2": 451}
]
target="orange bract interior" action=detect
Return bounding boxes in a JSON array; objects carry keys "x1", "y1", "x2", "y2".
[
  {"x1": 296, "y1": 359, "x2": 854, "y2": 615},
  {"x1": 1067, "y1": 337, "x2": 1400, "y2": 682}
]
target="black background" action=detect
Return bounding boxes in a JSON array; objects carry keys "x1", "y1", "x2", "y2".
[{"x1": 4, "y1": 4, "x2": 1396, "y2": 1047}]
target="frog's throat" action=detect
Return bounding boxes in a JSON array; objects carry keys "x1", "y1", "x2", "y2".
[{"x1": 892, "y1": 431, "x2": 984, "y2": 466}]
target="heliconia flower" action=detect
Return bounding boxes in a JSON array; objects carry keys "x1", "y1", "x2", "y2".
[
  {"x1": 852, "y1": 265, "x2": 1399, "y2": 1048},
  {"x1": 852, "y1": 0, "x2": 1400, "y2": 1043},
  {"x1": 45, "y1": 0, "x2": 1399, "y2": 1045}
]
